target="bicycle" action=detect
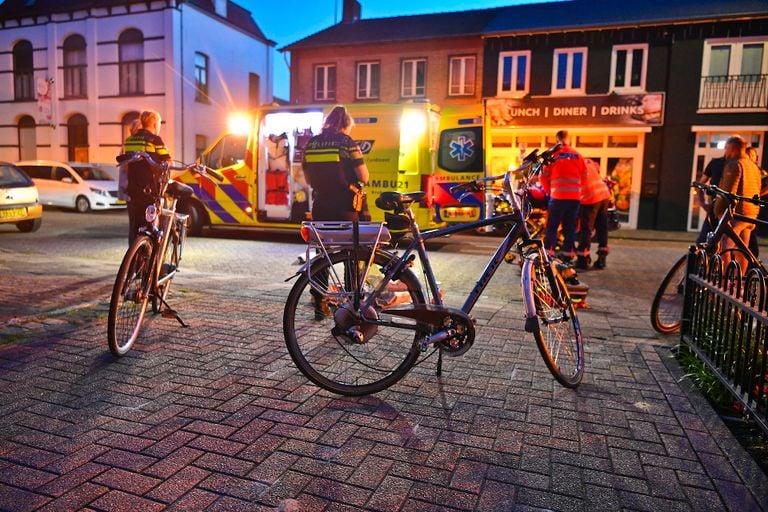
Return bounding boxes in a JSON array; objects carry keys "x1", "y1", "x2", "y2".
[
  {"x1": 283, "y1": 144, "x2": 585, "y2": 396},
  {"x1": 650, "y1": 181, "x2": 768, "y2": 334},
  {"x1": 107, "y1": 152, "x2": 222, "y2": 356}
]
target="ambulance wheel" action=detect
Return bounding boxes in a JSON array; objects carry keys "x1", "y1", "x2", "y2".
[{"x1": 186, "y1": 202, "x2": 206, "y2": 236}]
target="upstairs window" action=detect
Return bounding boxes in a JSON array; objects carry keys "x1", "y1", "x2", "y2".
[
  {"x1": 314, "y1": 64, "x2": 336, "y2": 101},
  {"x1": 700, "y1": 38, "x2": 768, "y2": 110},
  {"x1": 448, "y1": 55, "x2": 476, "y2": 96},
  {"x1": 194, "y1": 52, "x2": 209, "y2": 101},
  {"x1": 63, "y1": 34, "x2": 87, "y2": 98},
  {"x1": 356, "y1": 61, "x2": 380, "y2": 100},
  {"x1": 611, "y1": 44, "x2": 647, "y2": 91},
  {"x1": 401, "y1": 58, "x2": 426, "y2": 98},
  {"x1": 13, "y1": 40, "x2": 34, "y2": 101},
  {"x1": 552, "y1": 47, "x2": 587, "y2": 95},
  {"x1": 497, "y1": 51, "x2": 530, "y2": 96},
  {"x1": 118, "y1": 29, "x2": 144, "y2": 95}
]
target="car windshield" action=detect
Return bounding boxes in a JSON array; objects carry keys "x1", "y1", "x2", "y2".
[
  {"x1": 73, "y1": 166, "x2": 112, "y2": 180},
  {"x1": 0, "y1": 165, "x2": 33, "y2": 188}
]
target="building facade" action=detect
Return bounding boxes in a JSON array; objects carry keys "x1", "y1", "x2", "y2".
[
  {"x1": 283, "y1": 0, "x2": 767, "y2": 231},
  {"x1": 0, "y1": 0, "x2": 274, "y2": 165}
]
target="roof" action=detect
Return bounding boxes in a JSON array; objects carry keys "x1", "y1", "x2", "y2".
[
  {"x1": 282, "y1": 0, "x2": 768, "y2": 51},
  {"x1": 281, "y1": 7, "x2": 504, "y2": 51},
  {"x1": 0, "y1": 0, "x2": 274, "y2": 44}
]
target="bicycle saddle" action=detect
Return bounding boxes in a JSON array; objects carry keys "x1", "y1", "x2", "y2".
[
  {"x1": 375, "y1": 191, "x2": 426, "y2": 211},
  {"x1": 168, "y1": 180, "x2": 194, "y2": 199}
]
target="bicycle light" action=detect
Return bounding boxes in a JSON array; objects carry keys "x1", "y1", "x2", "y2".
[{"x1": 145, "y1": 204, "x2": 158, "y2": 223}]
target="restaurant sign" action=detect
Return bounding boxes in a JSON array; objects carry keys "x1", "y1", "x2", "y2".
[{"x1": 485, "y1": 92, "x2": 665, "y2": 127}]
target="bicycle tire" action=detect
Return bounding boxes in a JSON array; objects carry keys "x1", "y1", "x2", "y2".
[
  {"x1": 153, "y1": 229, "x2": 180, "y2": 314},
  {"x1": 283, "y1": 249, "x2": 425, "y2": 396},
  {"x1": 523, "y1": 257, "x2": 584, "y2": 388},
  {"x1": 650, "y1": 254, "x2": 687, "y2": 334},
  {"x1": 107, "y1": 235, "x2": 154, "y2": 356}
]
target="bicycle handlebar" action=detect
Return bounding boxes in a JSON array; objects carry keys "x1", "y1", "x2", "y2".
[
  {"x1": 117, "y1": 151, "x2": 225, "y2": 182},
  {"x1": 691, "y1": 181, "x2": 768, "y2": 208}
]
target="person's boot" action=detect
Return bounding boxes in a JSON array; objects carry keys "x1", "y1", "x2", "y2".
[
  {"x1": 594, "y1": 247, "x2": 608, "y2": 270},
  {"x1": 575, "y1": 254, "x2": 591, "y2": 270}
]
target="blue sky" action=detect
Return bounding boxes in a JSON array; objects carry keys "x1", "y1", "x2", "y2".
[{"x1": 242, "y1": 0, "x2": 555, "y2": 99}]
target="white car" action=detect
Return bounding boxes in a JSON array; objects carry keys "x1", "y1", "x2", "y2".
[{"x1": 15, "y1": 160, "x2": 125, "y2": 212}]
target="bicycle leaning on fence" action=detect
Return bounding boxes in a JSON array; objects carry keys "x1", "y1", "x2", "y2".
[
  {"x1": 282, "y1": 144, "x2": 585, "y2": 396},
  {"x1": 650, "y1": 181, "x2": 768, "y2": 334},
  {"x1": 107, "y1": 152, "x2": 222, "y2": 356}
]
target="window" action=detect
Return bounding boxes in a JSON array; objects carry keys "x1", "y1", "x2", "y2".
[
  {"x1": 497, "y1": 51, "x2": 531, "y2": 96},
  {"x1": 194, "y1": 52, "x2": 209, "y2": 101},
  {"x1": 63, "y1": 35, "x2": 87, "y2": 98},
  {"x1": 448, "y1": 55, "x2": 476, "y2": 96},
  {"x1": 121, "y1": 111, "x2": 140, "y2": 143},
  {"x1": 314, "y1": 64, "x2": 336, "y2": 101},
  {"x1": 438, "y1": 127, "x2": 483, "y2": 172},
  {"x1": 13, "y1": 40, "x2": 34, "y2": 101},
  {"x1": 401, "y1": 58, "x2": 426, "y2": 98},
  {"x1": 356, "y1": 61, "x2": 380, "y2": 100},
  {"x1": 611, "y1": 44, "x2": 647, "y2": 91},
  {"x1": 552, "y1": 47, "x2": 587, "y2": 95},
  {"x1": 18, "y1": 115, "x2": 36, "y2": 161},
  {"x1": 118, "y1": 29, "x2": 144, "y2": 95},
  {"x1": 205, "y1": 134, "x2": 247, "y2": 168},
  {"x1": 18, "y1": 165, "x2": 53, "y2": 179},
  {"x1": 196, "y1": 134, "x2": 208, "y2": 159},
  {"x1": 67, "y1": 114, "x2": 88, "y2": 162},
  {"x1": 249, "y1": 73, "x2": 260, "y2": 108},
  {"x1": 700, "y1": 38, "x2": 768, "y2": 109}
]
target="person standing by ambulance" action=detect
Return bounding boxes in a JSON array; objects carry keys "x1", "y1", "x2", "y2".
[
  {"x1": 576, "y1": 158, "x2": 612, "y2": 270},
  {"x1": 540, "y1": 130, "x2": 585, "y2": 262}
]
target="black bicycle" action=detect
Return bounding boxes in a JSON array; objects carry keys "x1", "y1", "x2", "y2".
[
  {"x1": 650, "y1": 181, "x2": 768, "y2": 334},
  {"x1": 107, "y1": 152, "x2": 222, "y2": 356},
  {"x1": 283, "y1": 145, "x2": 584, "y2": 396}
]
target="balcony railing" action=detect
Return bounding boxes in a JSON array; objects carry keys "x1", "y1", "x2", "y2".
[{"x1": 699, "y1": 74, "x2": 768, "y2": 110}]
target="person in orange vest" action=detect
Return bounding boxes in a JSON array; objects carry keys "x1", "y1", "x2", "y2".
[
  {"x1": 576, "y1": 158, "x2": 612, "y2": 270},
  {"x1": 540, "y1": 129, "x2": 585, "y2": 262}
]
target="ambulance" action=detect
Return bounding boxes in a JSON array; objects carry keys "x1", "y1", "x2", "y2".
[{"x1": 177, "y1": 102, "x2": 443, "y2": 235}]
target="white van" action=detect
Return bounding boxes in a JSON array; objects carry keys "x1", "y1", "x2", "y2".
[{"x1": 15, "y1": 160, "x2": 125, "y2": 212}]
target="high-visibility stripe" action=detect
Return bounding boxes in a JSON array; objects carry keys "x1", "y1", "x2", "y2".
[{"x1": 304, "y1": 153, "x2": 341, "y2": 163}]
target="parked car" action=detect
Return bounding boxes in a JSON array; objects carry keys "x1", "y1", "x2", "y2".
[
  {"x1": 0, "y1": 162, "x2": 42, "y2": 232},
  {"x1": 15, "y1": 160, "x2": 125, "y2": 213}
]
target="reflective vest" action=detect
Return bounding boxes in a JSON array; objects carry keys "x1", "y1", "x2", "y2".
[
  {"x1": 540, "y1": 146, "x2": 584, "y2": 201},
  {"x1": 581, "y1": 164, "x2": 612, "y2": 205}
]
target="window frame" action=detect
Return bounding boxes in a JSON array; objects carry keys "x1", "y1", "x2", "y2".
[
  {"x1": 194, "y1": 51, "x2": 209, "y2": 102},
  {"x1": 13, "y1": 40, "x2": 35, "y2": 101},
  {"x1": 356, "y1": 61, "x2": 380, "y2": 100},
  {"x1": 62, "y1": 34, "x2": 87, "y2": 99},
  {"x1": 497, "y1": 50, "x2": 531, "y2": 97},
  {"x1": 551, "y1": 47, "x2": 588, "y2": 96},
  {"x1": 118, "y1": 29, "x2": 144, "y2": 96},
  {"x1": 314, "y1": 63, "x2": 337, "y2": 102},
  {"x1": 448, "y1": 54, "x2": 476, "y2": 97},
  {"x1": 610, "y1": 43, "x2": 648, "y2": 92},
  {"x1": 701, "y1": 37, "x2": 768, "y2": 78},
  {"x1": 401, "y1": 58, "x2": 427, "y2": 98}
]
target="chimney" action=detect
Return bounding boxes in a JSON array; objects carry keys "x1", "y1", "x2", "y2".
[
  {"x1": 214, "y1": 0, "x2": 227, "y2": 17},
  {"x1": 342, "y1": 0, "x2": 361, "y2": 23}
]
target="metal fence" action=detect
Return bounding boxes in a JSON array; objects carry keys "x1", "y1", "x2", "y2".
[
  {"x1": 698, "y1": 74, "x2": 768, "y2": 110},
  {"x1": 681, "y1": 246, "x2": 768, "y2": 434}
]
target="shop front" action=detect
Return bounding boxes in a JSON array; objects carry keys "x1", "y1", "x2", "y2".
[{"x1": 485, "y1": 93, "x2": 665, "y2": 229}]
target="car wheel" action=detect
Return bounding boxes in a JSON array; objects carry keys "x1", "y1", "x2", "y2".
[
  {"x1": 16, "y1": 218, "x2": 41, "y2": 233},
  {"x1": 186, "y1": 201, "x2": 206, "y2": 236},
  {"x1": 75, "y1": 195, "x2": 91, "y2": 213}
]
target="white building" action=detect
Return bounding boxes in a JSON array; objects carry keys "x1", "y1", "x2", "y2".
[{"x1": 0, "y1": 0, "x2": 274, "y2": 165}]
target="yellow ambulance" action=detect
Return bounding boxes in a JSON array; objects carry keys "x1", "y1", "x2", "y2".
[{"x1": 177, "y1": 102, "x2": 443, "y2": 235}]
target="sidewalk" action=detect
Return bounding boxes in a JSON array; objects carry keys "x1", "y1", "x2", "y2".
[{"x1": 1, "y1": 239, "x2": 767, "y2": 511}]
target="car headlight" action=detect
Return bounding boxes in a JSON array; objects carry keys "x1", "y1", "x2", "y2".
[{"x1": 90, "y1": 187, "x2": 109, "y2": 196}]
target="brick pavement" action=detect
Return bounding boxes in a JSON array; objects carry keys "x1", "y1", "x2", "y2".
[{"x1": 1, "y1": 238, "x2": 768, "y2": 511}]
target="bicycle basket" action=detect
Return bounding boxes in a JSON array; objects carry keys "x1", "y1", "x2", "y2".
[{"x1": 301, "y1": 221, "x2": 392, "y2": 248}]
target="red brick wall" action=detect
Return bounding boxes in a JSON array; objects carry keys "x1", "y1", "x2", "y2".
[{"x1": 289, "y1": 36, "x2": 483, "y2": 106}]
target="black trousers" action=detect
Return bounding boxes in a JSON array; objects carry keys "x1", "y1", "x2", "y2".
[{"x1": 577, "y1": 199, "x2": 610, "y2": 255}]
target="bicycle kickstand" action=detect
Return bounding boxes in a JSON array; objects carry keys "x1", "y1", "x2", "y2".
[{"x1": 159, "y1": 297, "x2": 189, "y2": 328}]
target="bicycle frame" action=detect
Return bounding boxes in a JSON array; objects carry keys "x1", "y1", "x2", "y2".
[{"x1": 702, "y1": 202, "x2": 768, "y2": 273}]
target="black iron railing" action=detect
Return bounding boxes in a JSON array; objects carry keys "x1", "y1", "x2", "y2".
[
  {"x1": 699, "y1": 74, "x2": 768, "y2": 110},
  {"x1": 681, "y1": 247, "x2": 768, "y2": 434}
]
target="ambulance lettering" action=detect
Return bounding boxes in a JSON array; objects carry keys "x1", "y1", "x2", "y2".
[
  {"x1": 370, "y1": 179, "x2": 408, "y2": 189},
  {"x1": 355, "y1": 140, "x2": 375, "y2": 155}
]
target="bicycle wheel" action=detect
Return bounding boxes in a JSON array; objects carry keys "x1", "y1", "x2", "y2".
[
  {"x1": 108, "y1": 235, "x2": 155, "y2": 356},
  {"x1": 523, "y1": 257, "x2": 584, "y2": 388},
  {"x1": 650, "y1": 255, "x2": 687, "y2": 334},
  {"x1": 284, "y1": 249, "x2": 425, "y2": 396},
  {"x1": 152, "y1": 229, "x2": 180, "y2": 314}
]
